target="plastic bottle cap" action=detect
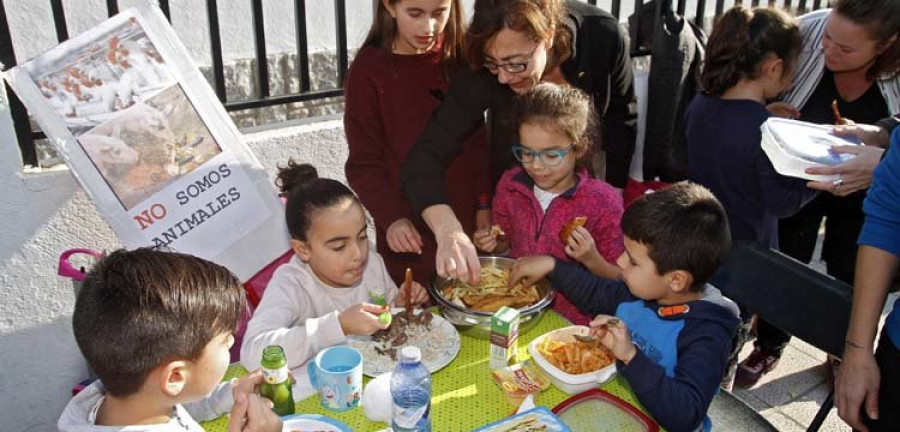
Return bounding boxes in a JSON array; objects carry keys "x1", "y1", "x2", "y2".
[{"x1": 400, "y1": 346, "x2": 422, "y2": 363}]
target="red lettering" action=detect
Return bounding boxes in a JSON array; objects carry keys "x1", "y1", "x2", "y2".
[{"x1": 133, "y1": 203, "x2": 167, "y2": 230}]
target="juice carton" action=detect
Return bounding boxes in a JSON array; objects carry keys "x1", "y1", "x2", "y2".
[{"x1": 490, "y1": 306, "x2": 520, "y2": 369}]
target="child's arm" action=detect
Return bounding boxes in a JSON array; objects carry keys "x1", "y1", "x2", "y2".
[
  {"x1": 615, "y1": 319, "x2": 737, "y2": 431},
  {"x1": 756, "y1": 150, "x2": 818, "y2": 217},
  {"x1": 581, "y1": 189, "x2": 625, "y2": 279},
  {"x1": 227, "y1": 393, "x2": 283, "y2": 432},
  {"x1": 239, "y1": 276, "x2": 345, "y2": 371},
  {"x1": 473, "y1": 228, "x2": 509, "y2": 254},
  {"x1": 344, "y1": 53, "x2": 413, "y2": 243},
  {"x1": 182, "y1": 380, "x2": 236, "y2": 421},
  {"x1": 548, "y1": 259, "x2": 632, "y2": 316},
  {"x1": 564, "y1": 226, "x2": 621, "y2": 279},
  {"x1": 488, "y1": 180, "x2": 513, "y2": 255}
]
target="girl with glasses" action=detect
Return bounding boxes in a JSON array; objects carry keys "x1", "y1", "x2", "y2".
[
  {"x1": 344, "y1": 0, "x2": 491, "y2": 289},
  {"x1": 401, "y1": 0, "x2": 636, "y2": 286},
  {"x1": 473, "y1": 83, "x2": 624, "y2": 325}
]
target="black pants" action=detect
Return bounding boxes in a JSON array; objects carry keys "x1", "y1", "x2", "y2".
[
  {"x1": 862, "y1": 335, "x2": 900, "y2": 431},
  {"x1": 756, "y1": 192, "x2": 865, "y2": 354}
]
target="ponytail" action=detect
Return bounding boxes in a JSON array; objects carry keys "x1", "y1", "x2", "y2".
[
  {"x1": 276, "y1": 159, "x2": 358, "y2": 241},
  {"x1": 701, "y1": 6, "x2": 800, "y2": 96}
]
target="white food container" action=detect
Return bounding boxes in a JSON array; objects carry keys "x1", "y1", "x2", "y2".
[
  {"x1": 527, "y1": 325, "x2": 617, "y2": 394},
  {"x1": 760, "y1": 118, "x2": 860, "y2": 182}
]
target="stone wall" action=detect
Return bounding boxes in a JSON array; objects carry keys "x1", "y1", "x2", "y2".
[{"x1": 199, "y1": 50, "x2": 349, "y2": 129}]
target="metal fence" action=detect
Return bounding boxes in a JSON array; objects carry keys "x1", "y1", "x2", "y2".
[{"x1": 2, "y1": 0, "x2": 829, "y2": 168}]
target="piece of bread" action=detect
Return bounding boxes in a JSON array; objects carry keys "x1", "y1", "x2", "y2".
[
  {"x1": 490, "y1": 225, "x2": 505, "y2": 238},
  {"x1": 559, "y1": 216, "x2": 587, "y2": 243}
]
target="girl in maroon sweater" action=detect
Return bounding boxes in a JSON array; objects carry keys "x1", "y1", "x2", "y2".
[
  {"x1": 473, "y1": 83, "x2": 624, "y2": 325},
  {"x1": 344, "y1": 0, "x2": 490, "y2": 288}
]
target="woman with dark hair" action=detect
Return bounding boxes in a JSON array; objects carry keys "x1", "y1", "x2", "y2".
[
  {"x1": 401, "y1": 0, "x2": 636, "y2": 284},
  {"x1": 737, "y1": 0, "x2": 900, "y2": 389}
]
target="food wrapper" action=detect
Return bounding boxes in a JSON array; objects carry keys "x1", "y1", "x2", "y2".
[{"x1": 491, "y1": 360, "x2": 551, "y2": 405}]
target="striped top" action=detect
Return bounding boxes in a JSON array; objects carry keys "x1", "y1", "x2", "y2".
[{"x1": 780, "y1": 9, "x2": 900, "y2": 115}]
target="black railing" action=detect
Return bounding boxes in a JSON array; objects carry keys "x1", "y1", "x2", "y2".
[
  {"x1": 1, "y1": 0, "x2": 347, "y2": 167},
  {"x1": 3, "y1": 0, "x2": 829, "y2": 168}
]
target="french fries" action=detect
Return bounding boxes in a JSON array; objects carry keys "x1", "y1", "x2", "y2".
[
  {"x1": 441, "y1": 266, "x2": 540, "y2": 312},
  {"x1": 537, "y1": 337, "x2": 614, "y2": 375}
]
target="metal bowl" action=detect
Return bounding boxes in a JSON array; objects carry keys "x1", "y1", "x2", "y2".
[{"x1": 428, "y1": 256, "x2": 555, "y2": 340}]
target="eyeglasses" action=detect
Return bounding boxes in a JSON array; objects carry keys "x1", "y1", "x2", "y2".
[
  {"x1": 511, "y1": 145, "x2": 575, "y2": 167},
  {"x1": 483, "y1": 44, "x2": 539, "y2": 74}
]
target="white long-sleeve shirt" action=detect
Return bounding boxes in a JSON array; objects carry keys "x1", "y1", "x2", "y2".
[{"x1": 239, "y1": 248, "x2": 398, "y2": 371}]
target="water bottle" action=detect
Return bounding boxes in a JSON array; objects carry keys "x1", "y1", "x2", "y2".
[{"x1": 390, "y1": 346, "x2": 432, "y2": 432}]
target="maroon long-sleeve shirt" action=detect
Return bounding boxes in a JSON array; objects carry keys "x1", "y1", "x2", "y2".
[{"x1": 344, "y1": 46, "x2": 490, "y2": 287}]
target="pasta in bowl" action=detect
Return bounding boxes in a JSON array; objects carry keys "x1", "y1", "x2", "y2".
[{"x1": 429, "y1": 256, "x2": 554, "y2": 339}]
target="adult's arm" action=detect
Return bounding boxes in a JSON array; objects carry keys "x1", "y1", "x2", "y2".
[
  {"x1": 344, "y1": 57, "x2": 408, "y2": 228},
  {"x1": 402, "y1": 68, "x2": 497, "y2": 283},
  {"x1": 402, "y1": 67, "x2": 497, "y2": 214},
  {"x1": 837, "y1": 130, "x2": 900, "y2": 430},
  {"x1": 837, "y1": 246, "x2": 898, "y2": 431},
  {"x1": 600, "y1": 22, "x2": 637, "y2": 188}
]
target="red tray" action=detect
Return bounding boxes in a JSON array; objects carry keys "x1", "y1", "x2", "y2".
[{"x1": 552, "y1": 389, "x2": 660, "y2": 432}]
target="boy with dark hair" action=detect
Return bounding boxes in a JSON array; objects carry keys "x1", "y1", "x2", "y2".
[
  {"x1": 511, "y1": 182, "x2": 740, "y2": 432},
  {"x1": 59, "y1": 248, "x2": 281, "y2": 432}
]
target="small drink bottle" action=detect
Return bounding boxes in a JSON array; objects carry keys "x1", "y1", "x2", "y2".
[{"x1": 259, "y1": 345, "x2": 295, "y2": 416}]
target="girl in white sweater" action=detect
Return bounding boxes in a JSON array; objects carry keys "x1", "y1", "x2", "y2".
[{"x1": 240, "y1": 160, "x2": 428, "y2": 371}]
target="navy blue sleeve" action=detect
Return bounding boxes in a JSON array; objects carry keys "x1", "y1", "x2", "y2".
[
  {"x1": 755, "y1": 149, "x2": 818, "y2": 218},
  {"x1": 618, "y1": 318, "x2": 737, "y2": 432},
  {"x1": 549, "y1": 259, "x2": 633, "y2": 316},
  {"x1": 860, "y1": 129, "x2": 900, "y2": 255}
]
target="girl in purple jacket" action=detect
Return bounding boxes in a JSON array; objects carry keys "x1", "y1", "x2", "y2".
[{"x1": 473, "y1": 83, "x2": 624, "y2": 325}]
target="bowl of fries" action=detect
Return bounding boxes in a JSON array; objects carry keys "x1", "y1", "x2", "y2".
[
  {"x1": 528, "y1": 325, "x2": 617, "y2": 394},
  {"x1": 429, "y1": 256, "x2": 554, "y2": 340}
]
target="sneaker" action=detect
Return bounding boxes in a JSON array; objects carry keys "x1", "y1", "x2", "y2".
[{"x1": 734, "y1": 348, "x2": 780, "y2": 388}]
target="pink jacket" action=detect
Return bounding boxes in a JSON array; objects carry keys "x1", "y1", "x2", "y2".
[{"x1": 493, "y1": 167, "x2": 625, "y2": 264}]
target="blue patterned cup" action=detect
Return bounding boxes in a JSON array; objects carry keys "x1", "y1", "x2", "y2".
[{"x1": 307, "y1": 346, "x2": 363, "y2": 411}]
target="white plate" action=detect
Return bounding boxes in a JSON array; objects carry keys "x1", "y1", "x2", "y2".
[
  {"x1": 281, "y1": 413, "x2": 351, "y2": 431},
  {"x1": 347, "y1": 308, "x2": 461, "y2": 377}
]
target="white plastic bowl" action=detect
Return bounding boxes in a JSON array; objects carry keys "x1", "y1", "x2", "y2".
[{"x1": 528, "y1": 325, "x2": 617, "y2": 394}]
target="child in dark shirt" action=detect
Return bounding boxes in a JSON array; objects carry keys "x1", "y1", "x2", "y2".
[{"x1": 510, "y1": 183, "x2": 740, "y2": 432}]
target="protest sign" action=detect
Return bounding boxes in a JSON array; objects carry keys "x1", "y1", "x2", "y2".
[{"x1": 4, "y1": 2, "x2": 289, "y2": 280}]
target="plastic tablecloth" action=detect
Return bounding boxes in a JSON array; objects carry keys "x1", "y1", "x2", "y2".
[{"x1": 201, "y1": 310, "x2": 652, "y2": 431}]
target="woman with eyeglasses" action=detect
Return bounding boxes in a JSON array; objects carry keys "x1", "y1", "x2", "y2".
[
  {"x1": 473, "y1": 83, "x2": 623, "y2": 324},
  {"x1": 735, "y1": 0, "x2": 900, "y2": 391},
  {"x1": 401, "y1": 0, "x2": 636, "y2": 285}
]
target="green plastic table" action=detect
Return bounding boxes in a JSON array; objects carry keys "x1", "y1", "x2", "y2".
[{"x1": 201, "y1": 310, "x2": 653, "y2": 431}]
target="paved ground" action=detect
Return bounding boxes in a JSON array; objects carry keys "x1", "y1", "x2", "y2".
[{"x1": 730, "y1": 231, "x2": 899, "y2": 431}]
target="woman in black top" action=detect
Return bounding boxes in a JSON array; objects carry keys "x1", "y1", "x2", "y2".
[
  {"x1": 736, "y1": 0, "x2": 900, "y2": 390},
  {"x1": 401, "y1": 0, "x2": 636, "y2": 283}
]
